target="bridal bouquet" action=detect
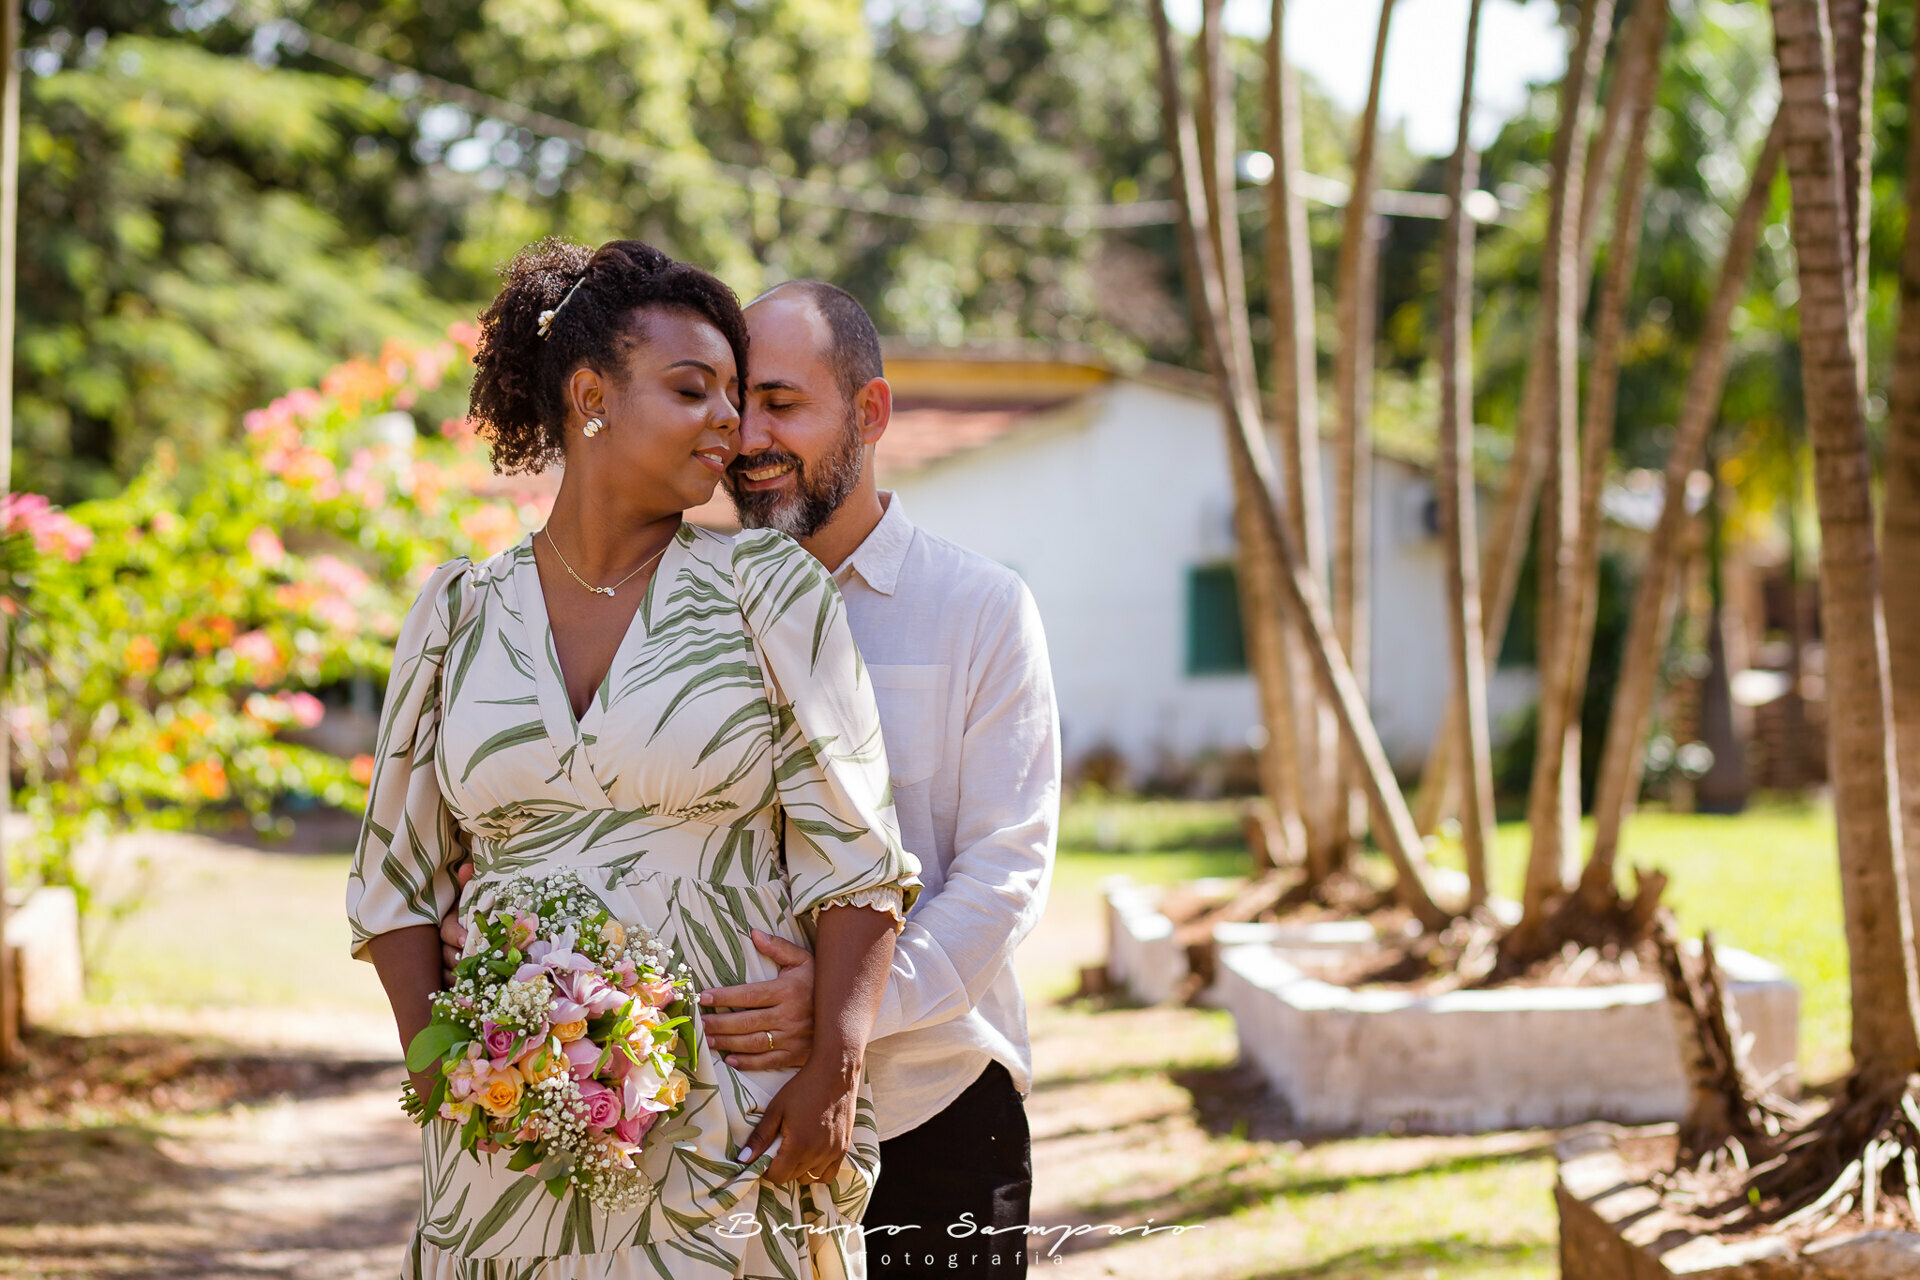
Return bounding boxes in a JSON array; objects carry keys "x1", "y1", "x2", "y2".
[{"x1": 403, "y1": 871, "x2": 698, "y2": 1212}]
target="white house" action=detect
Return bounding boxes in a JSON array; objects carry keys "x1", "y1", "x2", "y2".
[{"x1": 831, "y1": 345, "x2": 1536, "y2": 784}]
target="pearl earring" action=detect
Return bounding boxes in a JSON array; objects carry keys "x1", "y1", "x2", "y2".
[{"x1": 584, "y1": 417, "x2": 604, "y2": 438}]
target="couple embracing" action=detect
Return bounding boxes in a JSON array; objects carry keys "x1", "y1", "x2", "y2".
[{"x1": 346, "y1": 237, "x2": 1059, "y2": 1280}]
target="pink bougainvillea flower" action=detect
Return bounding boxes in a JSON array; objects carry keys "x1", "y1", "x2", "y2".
[
  {"x1": 245, "y1": 526, "x2": 286, "y2": 565},
  {"x1": 284, "y1": 692, "x2": 325, "y2": 729},
  {"x1": 1, "y1": 493, "x2": 95, "y2": 562},
  {"x1": 310, "y1": 554, "x2": 371, "y2": 599},
  {"x1": 231, "y1": 630, "x2": 282, "y2": 674}
]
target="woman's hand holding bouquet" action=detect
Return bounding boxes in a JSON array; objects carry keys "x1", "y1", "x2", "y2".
[{"x1": 402, "y1": 872, "x2": 696, "y2": 1212}]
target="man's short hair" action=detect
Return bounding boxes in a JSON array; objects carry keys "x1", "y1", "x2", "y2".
[{"x1": 753, "y1": 280, "x2": 884, "y2": 405}]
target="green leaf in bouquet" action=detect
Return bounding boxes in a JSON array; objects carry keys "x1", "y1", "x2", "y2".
[
  {"x1": 536, "y1": 1149, "x2": 576, "y2": 1184},
  {"x1": 586, "y1": 1013, "x2": 620, "y2": 1041},
  {"x1": 406, "y1": 1020, "x2": 471, "y2": 1073},
  {"x1": 678, "y1": 1017, "x2": 698, "y2": 1071},
  {"x1": 423, "y1": 1071, "x2": 448, "y2": 1123},
  {"x1": 506, "y1": 1141, "x2": 544, "y2": 1172}
]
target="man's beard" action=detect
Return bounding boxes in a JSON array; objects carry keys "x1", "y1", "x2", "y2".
[{"x1": 726, "y1": 414, "x2": 864, "y2": 540}]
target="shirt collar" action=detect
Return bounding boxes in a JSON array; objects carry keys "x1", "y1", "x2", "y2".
[{"x1": 834, "y1": 492, "x2": 914, "y2": 597}]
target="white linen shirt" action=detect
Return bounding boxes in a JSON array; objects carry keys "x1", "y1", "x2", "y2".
[{"x1": 833, "y1": 493, "x2": 1060, "y2": 1140}]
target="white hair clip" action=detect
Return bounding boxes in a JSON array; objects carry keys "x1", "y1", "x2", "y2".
[{"x1": 537, "y1": 275, "x2": 588, "y2": 339}]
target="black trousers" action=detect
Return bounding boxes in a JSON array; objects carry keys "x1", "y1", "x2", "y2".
[{"x1": 863, "y1": 1061, "x2": 1033, "y2": 1279}]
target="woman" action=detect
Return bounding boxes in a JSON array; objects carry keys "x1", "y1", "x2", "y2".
[{"x1": 347, "y1": 238, "x2": 919, "y2": 1280}]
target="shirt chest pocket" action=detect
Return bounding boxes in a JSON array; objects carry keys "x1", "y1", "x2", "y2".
[{"x1": 866, "y1": 663, "x2": 949, "y2": 789}]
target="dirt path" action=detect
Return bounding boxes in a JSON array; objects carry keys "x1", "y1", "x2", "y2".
[
  {"x1": 0, "y1": 1008, "x2": 419, "y2": 1279},
  {"x1": 2, "y1": 836, "x2": 1559, "y2": 1278}
]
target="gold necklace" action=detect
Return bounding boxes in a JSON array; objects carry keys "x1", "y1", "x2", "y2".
[{"x1": 542, "y1": 528, "x2": 670, "y2": 598}]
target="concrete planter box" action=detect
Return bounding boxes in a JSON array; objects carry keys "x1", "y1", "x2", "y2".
[
  {"x1": 1218, "y1": 940, "x2": 1799, "y2": 1134},
  {"x1": 1104, "y1": 876, "x2": 1384, "y2": 1005},
  {"x1": 1557, "y1": 1127, "x2": 1920, "y2": 1278},
  {"x1": 5, "y1": 886, "x2": 84, "y2": 1023}
]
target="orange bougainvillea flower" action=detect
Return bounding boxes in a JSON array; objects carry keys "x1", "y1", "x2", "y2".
[
  {"x1": 185, "y1": 758, "x2": 229, "y2": 800},
  {"x1": 322, "y1": 358, "x2": 392, "y2": 418},
  {"x1": 349, "y1": 754, "x2": 376, "y2": 785},
  {"x1": 176, "y1": 615, "x2": 239, "y2": 655},
  {"x1": 124, "y1": 635, "x2": 160, "y2": 676},
  {"x1": 459, "y1": 504, "x2": 524, "y2": 557}
]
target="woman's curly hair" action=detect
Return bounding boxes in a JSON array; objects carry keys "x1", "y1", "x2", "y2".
[{"x1": 467, "y1": 238, "x2": 750, "y2": 475}]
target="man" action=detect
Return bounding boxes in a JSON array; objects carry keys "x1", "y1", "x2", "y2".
[
  {"x1": 444, "y1": 281, "x2": 1059, "y2": 1278},
  {"x1": 708, "y1": 282, "x2": 1058, "y2": 1278}
]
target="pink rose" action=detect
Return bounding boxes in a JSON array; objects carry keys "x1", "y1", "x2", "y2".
[
  {"x1": 579, "y1": 1081, "x2": 621, "y2": 1131},
  {"x1": 562, "y1": 1035, "x2": 601, "y2": 1081},
  {"x1": 482, "y1": 1022, "x2": 516, "y2": 1060},
  {"x1": 614, "y1": 1110, "x2": 658, "y2": 1145}
]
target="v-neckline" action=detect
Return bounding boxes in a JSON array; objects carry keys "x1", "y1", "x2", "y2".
[{"x1": 516, "y1": 528, "x2": 682, "y2": 743}]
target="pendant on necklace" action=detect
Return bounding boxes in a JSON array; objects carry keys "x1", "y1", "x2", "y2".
[{"x1": 597, "y1": 587, "x2": 616, "y2": 597}]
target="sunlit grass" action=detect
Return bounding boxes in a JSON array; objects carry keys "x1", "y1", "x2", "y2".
[
  {"x1": 1061, "y1": 794, "x2": 1850, "y2": 1084},
  {"x1": 86, "y1": 846, "x2": 388, "y2": 1014}
]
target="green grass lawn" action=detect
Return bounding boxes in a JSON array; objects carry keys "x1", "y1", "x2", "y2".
[
  {"x1": 84, "y1": 843, "x2": 389, "y2": 1014},
  {"x1": 1059, "y1": 795, "x2": 1851, "y2": 1084}
]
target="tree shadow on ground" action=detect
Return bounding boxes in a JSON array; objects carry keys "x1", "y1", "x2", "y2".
[
  {"x1": 0, "y1": 1025, "x2": 394, "y2": 1127},
  {"x1": 1030, "y1": 1061, "x2": 1557, "y2": 1257},
  {"x1": 1, "y1": 1026, "x2": 411, "y2": 1277},
  {"x1": 1248, "y1": 1237, "x2": 1548, "y2": 1277}
]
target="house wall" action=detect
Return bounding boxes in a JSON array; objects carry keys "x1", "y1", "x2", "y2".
[{"x1": 886, "y1": 380, "x2": 1532, "y2": 782}]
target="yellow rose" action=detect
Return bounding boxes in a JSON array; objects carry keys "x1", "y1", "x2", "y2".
[
  {"x1": 656, "y1": 1070, "x2": 690, "y2": 1108},
  {"x1": 523, "y1": 1043, "x2": 569, "y2": 1082},
  {"x1": 600, "y1": 920, "x2": 628, "y2": 950},
  {"x1": 477, "y1": 1068, "x2": 525, "y2": 1119},
  {"x1": 552, "y1": 1019, "x2": 589, "y2": 1043}
]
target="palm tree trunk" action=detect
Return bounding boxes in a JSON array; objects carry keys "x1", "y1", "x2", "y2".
[
  {"x1": 1538, "y1": 0, "x2": 1671, "y2": 912},
  {"x1": 1192, "y1": 0, "x2": 1306, "y2": 863},
  {"x1": 1150, "y1": 0, "x2": 1452, "y2": 933},
  {"x1": 1415, "y1": 0, "x2": 1622, "y2": 839},
  {"x1": 1518, "y1": 0, "x2": 1620, "y2": 934},
  {"x1": 1830, "y1": 0, "x2": 1876, "y2": 374},
  {"x1": 1265, "y1": 0, "x2": 1342, "y2": 882},
  {"x1": 1437, "y1": 0, "x2": 1495, "y2": 908},
  {"x1": 1584, "y1": 114, "x2": 1784, "y2": 901},
  {"x1": 1331, "y1": 0, "x2": 1397, "y2": 862},
  {"x1": 1770, "y1": 0, "x2": 1920, "y2": 1085},
  {"x1": 1880, "y1": 23, "x2": 1920, "y2": 967}
]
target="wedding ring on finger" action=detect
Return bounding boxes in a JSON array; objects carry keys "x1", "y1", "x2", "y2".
[{"x1": 764, "y1": 1030, "x2": 774, "y2": 1052}]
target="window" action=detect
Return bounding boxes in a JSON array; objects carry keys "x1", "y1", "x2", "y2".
[{"x1": 1187, "y1": 563, "x2": 1248, "y2": 675}]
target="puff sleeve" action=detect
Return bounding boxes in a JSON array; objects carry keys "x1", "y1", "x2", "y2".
[
  {"x1": 731, "y1": 530, "x2": 922, "y2": 929},
  {"x1": 345, "y1": 558, "x2": 472, "y2": 959}
]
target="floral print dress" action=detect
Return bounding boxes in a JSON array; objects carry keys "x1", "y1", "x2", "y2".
[{"x1": 347, "y1": 524, "x2": 922, "y2": 1280}]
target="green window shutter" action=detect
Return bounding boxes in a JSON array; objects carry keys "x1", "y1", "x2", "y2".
[{"x1": 1187, "y1": 563, "x2": 1249, "y2": 675}]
